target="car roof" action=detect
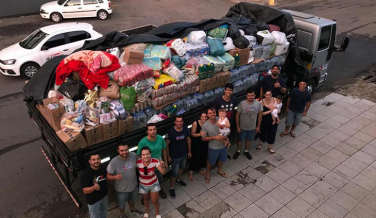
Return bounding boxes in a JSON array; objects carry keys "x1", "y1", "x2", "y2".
[{"x1": 40, "y1": 22, "x2": 93, "y2": 34}]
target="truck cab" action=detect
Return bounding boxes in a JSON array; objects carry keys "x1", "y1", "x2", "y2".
[{"x1": 283, "y1": 10, "x2": 349, "y2": 92}]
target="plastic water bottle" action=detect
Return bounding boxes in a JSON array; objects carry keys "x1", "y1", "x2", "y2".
[
  {"x1": 133, "y1": 112, "x2": 140, "y2": 129},
  {"x1": 145, "y1": 107, "x2": 154, "y2": 121},
  {"x1": 138, "y1": 111, "x2": 147, "y2": 128}
]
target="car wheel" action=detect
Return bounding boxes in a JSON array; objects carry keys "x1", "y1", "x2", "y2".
[
  {"x1": 51, "y1": 12, "x2": 63, "y2": 23},
  {"x1": 21, "y1": 63, "x2": 40, "y2": 78},
  {"x1": 97, "y1": 10, "x2": 109, "y2": 20},
  {"x1": 307, "y1": 79, "x2": 316, "y2": 93}
]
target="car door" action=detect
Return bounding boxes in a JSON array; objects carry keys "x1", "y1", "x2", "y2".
[
  {"x1": 62, "y1": 0, "x2": 83, "y2": 18},
  {"x1": 311, "y1": 25, "x2": 333, "y2": 83},
  {"x1": 82, "y1": 0, "x2": 100, "y2": 17},
  {"x1": 67, "y1": 30, "x2": 92, "y2": 53},
  {"x1": 39, "y1": 33, "x2": 70, "y2": 64}
]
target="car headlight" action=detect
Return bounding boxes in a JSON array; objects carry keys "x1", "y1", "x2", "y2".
[{"x1": 0, "y1": 59, "x2": 17, "y2": 65}]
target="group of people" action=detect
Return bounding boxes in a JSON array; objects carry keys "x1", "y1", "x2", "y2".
[{"x1": 80, "y1": 64, "x2": 312, "y2": 218}]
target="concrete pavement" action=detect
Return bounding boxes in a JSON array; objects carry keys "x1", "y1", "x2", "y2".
[{"x1": 105, "y1": 93, "x2": 376, "y2": 218}]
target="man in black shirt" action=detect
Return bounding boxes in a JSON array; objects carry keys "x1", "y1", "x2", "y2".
[
  {"x1": 260, "y1": 65, "x2": 287, "y2": 98},
  {"x1": 213, "y1": 83, "x2": 238, "y2": 159},
  {"x1": 280, "y1": 81, "x2": 311, "y2": 138},
  {"x1": 81, "y1": 154, "x2": 108, "y2": 218}
]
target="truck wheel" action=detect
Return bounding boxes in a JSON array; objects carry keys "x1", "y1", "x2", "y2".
[
  {"x1": 97, "y1": 10, "x2": 109, "y2": 20},
  {"x1": 307, "y1": 79, "x2": 316, "y2": 93},
  {"x1": 51, "y1": 12, "x2": 63, "y2": 23},
  {"x1": 21, "y1": 63, "x2": 40, "y2": 78}
]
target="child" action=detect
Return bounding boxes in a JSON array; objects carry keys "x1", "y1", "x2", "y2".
[
  {"x1": 272, "y1": 95, "x2": 284, "y2": 125},
  {"x1": 217, "y1": 108, "x2": 231, "y2": 148}
]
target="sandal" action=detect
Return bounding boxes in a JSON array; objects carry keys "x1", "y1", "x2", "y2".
[
  {"x1": 280, "y1": 132, "x2": 288, "y2": 137},
  {"x1": 289, "y1": 132, "x2": 296, "y2": 138},
  {"x1": 217, "y1": 172, "x2": 228, "y2": 178},
  {"x1": 199, "y1": 169, "x2": 206, "y2": 175},
  {"x1": 256, "y1": 144, "x2": 262, "y2": 152},
  {"x1": 205, "y1": 177, "x2": 211, "y2": 184},
  {"x1": 268, "y1": 148, "x2": 276, "y2": 155}
]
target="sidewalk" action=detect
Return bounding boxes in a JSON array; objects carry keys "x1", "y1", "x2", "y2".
[{"x1": 108, "y1": 93, "x2": 376, "y2": 218}]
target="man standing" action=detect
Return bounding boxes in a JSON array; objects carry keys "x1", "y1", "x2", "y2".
[
  {"x1": 107, "y1": 144, "x2": 143, "y2": 218},
  {"x1": 81, "y1": 154, "x2": 108, "y2": 218},
  {"x1": 280, "y1": 81, "x2": 312, "y2": 138},
  {"x1": 213, "y1": 83, "x2": 238, "y2": 159},
  {"x1": 165, "y1": 116, "x2": 191, "y2": 199},
  {"x1": 137, "y1": 123, "x2": 168, "y2": 199},
  {"x1": 201, "y1": 107, "x2": 228, "y2": 184},
  {"x1": 260, "y1": 65, "x2": 287, "y2": 98},
  {"x1": 233, "y1": 88, "x2": 263, "y2": 160}
]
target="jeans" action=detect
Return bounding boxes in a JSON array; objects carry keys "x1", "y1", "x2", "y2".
[
  {"x1": 171, "y1": 156, "x2": 187, "y2": 178},
  {"x1": 88, "y1": 195, "x2": 108, "y2": 218}
]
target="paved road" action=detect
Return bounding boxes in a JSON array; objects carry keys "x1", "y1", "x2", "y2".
[{"x1": 0, "y1": 0, "x2": 375, "y2": 217}]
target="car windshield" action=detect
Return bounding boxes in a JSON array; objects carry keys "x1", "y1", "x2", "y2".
[
  {"x1": 19, "y1": 29, "x2": 48, "y2": 49},
  {"x1": 57, "y1": 0, "x2": 67, "y2": 5}
]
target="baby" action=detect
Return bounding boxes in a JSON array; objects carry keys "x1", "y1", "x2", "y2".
[
  {"x1": 217, "y1": 108, "x2": 231, "y2": 148},
  {"x1": 272, "y1": 95, "x2": 284, "y2": 125}
]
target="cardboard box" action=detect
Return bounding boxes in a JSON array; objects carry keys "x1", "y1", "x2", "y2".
[
  {"x1": 199, "y1": 79, "x2": 210, "y2": 93},
  {"x1": 123, "y1": 48, "x2": 144, "y2": 64},
  {"x1": 103, "y1": 120, "x2": 119, "y2": 140},
  {"x1": 83, "y1": 125, "x2": 104, "y2": 146},
  {"x1": 235, "y1": 48, "x2": 251, "y2": 66},
  {"x1": 228, "y1": 49, "x2": 239, "y2": 57},
  {"x1": 56, "y1": 130, "x2": 88, "y2": 151},
  {"x1": 42, "y1": 98, "x2": 65, "y2": 131},
  {"x1": 222, "y1": 71, "x2": 231, "y2": 86},
  {"x1": 118, "y1": 116, "x2": 134, "y2": 135},
  {"x1": 209, "y1": 75, "x2": 219, "y2": 90}
]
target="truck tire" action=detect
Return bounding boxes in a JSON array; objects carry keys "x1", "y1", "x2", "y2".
[
  {"x1": 307, "y1": 79, "x2": 316, "y2": 93},
  {"x1": 51, "y1": 12, "x2": 63, "y2": 23},
  {"x1": 21, "y1": 62, "x2": 40, "y2": 78},
  {"x1": 97, "y1": 10, "x2": 109, "y2": 20}
]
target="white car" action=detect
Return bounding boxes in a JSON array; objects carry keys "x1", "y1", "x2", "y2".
[
  {"x1": 40, "y1": 0, "x2": 112, "y2": 23},
  {"x1": 0, "y1": 23, "x2": 102, "y2": 78}
]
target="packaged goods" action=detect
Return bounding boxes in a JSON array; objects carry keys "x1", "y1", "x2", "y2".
[
  {"x1": 142, "y1": 57, "x2": 162, "y2": 70},
  {"x1": 114, "y1": 64, "x2": 154, "y2": 87},
  {"x1": 120, "y1": 86, "x2": 137, "y2": 111},
  {"x1": 166, "y1": 39, "x2": 187, "y2": 56},
  {"x1": 83, "y1": 124, "x2": 104, "y2": 146},
  {"x1": 99, "y1": 81, "x2": 120, "y2": 99},
  {"x1": 218, "y1": 53, "x2": 235, "y2": 71},
  {"x1": 207, "y1": 24, "x2": 228, "y2": 39},
  {"x1": 60, "y1": 112, "x2": 85, "y2": 132},
  {"x1": 233, "y1": 35, "x2": 250, "y2": 49},
  {"x1": 206, "y1": 37, "x2": 226, "y2": 56},
  {"x1": 235, "y1": 48, "x2": 251, "y2": 65},
  {"x1": 151, "y1": 45, "x2": 171, "y2": 59},
  {"x1": 56, "y1": 130, "x2": 87, "y2": 151},
  {"x1": 274, "y1": 42, "x2": 290, "y2": 55},
  {"x1": 187, "y1": 31, "x2": 207, "y2": 44},
  {"x1": 123, "y1": 48, "x2": 144, "y2": 64},
  {"x1": 203, "y1": 55, "x2": 225, "y2": 72},
  {"x1": 256, "y1": 30, "x2": 275, "y2": 45},
  {"x1": 271, "y1": 31, "x2": 288, "y2": 45},
  {"x1": 223, "y1": 37, "x2": 236, "y2": 51}
]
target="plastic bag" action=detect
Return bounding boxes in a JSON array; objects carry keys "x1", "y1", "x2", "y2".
[
  {"x1": 244, "y1": 35, "x2": 257, "y2": 47},
  {"x1": 223, "y1": 37, "x2": 235, "y2": 51},
  {"x1": 256, "y1": 21, "x2": 270, "y2": 31},
  {"x1": 207, "y1": 24, "x2": 228, "y2": 39},
  {"x1": 120, "y1": 86, "x2": 136, "y2": 111},
  {"x1": 243, "y1": 25, "x2": 258, "y2": 36},
  {"x1": 150, "y1": 45, "x2": 171, "y2": 60},
  {"x1": 100, "y1": 112, "x2": 117, "y2": 124},
  {"x1": 171, "y1": 55, "x2": 187, "y2": 69},
  {"x1": 206, "y1": 37, "x2": 225, "y2": 56},
  {"x1": 83, "y1": 107, "x2": 100, "y2": 126},
  {"x1": 75, "y1": 100, "x2": 87, "y2": 114},
  {"x1": 239, "y1": 29, "x2": 245, "y2": 36},
  {"x1": 60, "y1": 112, "x2": 85, "y2": 132},
  {"x1": 143, "y1": 57, "x2": 162, "y2": 70},
  {"x1": 271, "y1": 31, "x2": 288, "y2": 45},
  {"x1": 233, "y1": 35, "x2": 250, "y2": 49},
  {"x1": 228, "y1": 24, "x2": 240, "y2": 39},
  {"x1": 162, "y1": 64, "x2": 185, "y2": 82},
  {"x1": 186, "y1": 31, "x2": 207, "y2": 44},
  {"x1": 60, "y1": 98, "x2": 75, "y2": 112},
  {"x1": 114, "y1": 64, "x2": 154, "y2": 87},
  {"x1": 110, "y1": 100, "x2": 127, "y2": 120},
  {"x1": 256, "y1": 30, "x2": 275, "y2": 45},
  {"x1": 137, "y1": 87, "x2": 152, "y2": 103}
]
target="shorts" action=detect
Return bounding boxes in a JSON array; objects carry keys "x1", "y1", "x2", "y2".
[
  {"x1": 208, "y1": 147, "x2": 227, "y2": 165},
  {"x1": 171, "y1": 156, "x2": 187, "y2": 178},
  {"x1": 117, "y1": 187, "x2": 138, "y2": 209},
  {"x1": 239, "y1": 129, "x2": 256, "y2": 142},
  {"x1": 139, "y1": 181, "x2": 161, "y2": 194},
  {"x1": 285, "y1": 110, "x2": 303, "y2": 126}
]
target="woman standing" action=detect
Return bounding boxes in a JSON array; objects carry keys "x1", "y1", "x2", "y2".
[
  {"x1": 137, "y1": 146, "x2": 166, "y2": 218},
  {"x1": 258, "y1": 90, "x2": 278, "y2": 155},
  {"x1": 188, "y1": 112, "x2": 208, "y2": 181}
]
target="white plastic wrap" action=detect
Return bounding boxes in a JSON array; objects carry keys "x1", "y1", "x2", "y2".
[
  {"x1": 187, "y1": 31, "x2": 207, "y2": 44},
  {"x1": 257, "y1": 30, "x2": 275, "y2": 45},
  {"x1": 244, "y1": 35, "x2": 257, "y2": 47},
  {"x1": 223, "y1": 37, "x2": 235, "y2": 51},
  {"x1": 271, "y1": 31, "x2": 288, "y2": 45}
]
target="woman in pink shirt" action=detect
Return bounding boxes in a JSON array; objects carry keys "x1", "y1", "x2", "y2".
[{"x1": 137, "y1": 146, "x2": 166, "y2": 218}]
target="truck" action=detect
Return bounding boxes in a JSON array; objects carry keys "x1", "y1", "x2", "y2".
[{"x1": 23, "y1": 3, "x2": 348, "y2": 208}]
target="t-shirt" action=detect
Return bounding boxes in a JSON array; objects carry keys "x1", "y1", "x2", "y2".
[
  {"x1": 213, "y1": 95, "x2": 238, "y2": 125},
  {"x1": 261, "y1": 75, "x2": 286, "y2": 97},
  {"x1": 201, "y1": 119, "x2": 225, "y2": 150},
  {"x1": 80, "y1": 165, "x2": 108, "y2": 205},
  {"x1": 106, "y1": 153, "x2": 137, "y2": 192},
  {"x1": 236, "y1": 100, "x2": 263, "y2": 130},
  {"x1": 137, "y1": 158, "x2": 160, "y2": 186},
  {"x1": 165, "y1": 126, "x2": 190, "y2": 159},
  {"x1": 288, "y1": 88, "x2": 312, "y2": 113},
  {"x1": 137, "y1": 135, "x2": 166, "y2": 159}
]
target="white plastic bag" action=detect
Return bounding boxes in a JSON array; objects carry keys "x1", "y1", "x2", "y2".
[
  {"x1": 244, "y1": 35, "x2": 257, "y2": 47},
  {"x1": 256, "y1": 30, "x2": 275, "y2": 45},
  {"x1": 239, "y1": 29, "x2": 245, "y2": 36},
  {"x1": 187, "y1": 31, "x2": 207, "y2": 44},
  {"x1": 271, "y1": 31, "x2": 288, "y2": 45},
  {"x1": 274, "y1": 42, "x2": 290, "y2": 55},
  {"x1": 223, "y1": 37, "x2": 235, "y2": 51}
]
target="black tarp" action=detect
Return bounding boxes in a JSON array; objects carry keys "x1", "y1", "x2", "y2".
[{"x1": 24, "y1": 2, "x2": 299, "y2": 101}]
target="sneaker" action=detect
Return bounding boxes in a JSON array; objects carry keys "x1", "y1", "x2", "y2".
[
  {"x1": 159, "y1": 188, "x2": 167, "y2": 199},
  {"x1": 170, "y1": 188, "x2": 176, "y2": 199},
  {"x1": 233, "y1": 151, "x2": 240, "y2": 159},
  {"x1": 129, "y1": 210, "x2": 143, "y2": 217},
  {"x1": 177, "y1": 180, "x2": 187, "y2": 187},
  {"x1": 227, "y1": 154, "x2": 232, "y2": 159},
  {"x1": 244, "y1": 151, "x2": 253, "y2": 160}
]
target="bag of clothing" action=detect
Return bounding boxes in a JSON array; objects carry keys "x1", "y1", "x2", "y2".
[
  {"x1": 243, "y1": 25, "x2": 258, "y2": 36},
  {"x1": 271, "y1": 31, "x2": 288, "y2": 45},
  {"x1": 207, "y1": 24, "x2": 228, "y2": 39},
  {"x1": 150, "y1": 45, "x2": 171, "y2": 60},
  {"x1": 223, "y1": 37, "x2": 235, "y2": 51},
  {"x1": 206, "y1": 37, "x2": 225, "y2": 56},
  {"x1": 120, "y1": 86, "x2": 136, "y2": 111},
  {"x1": 99, "y1": 81, "x2": 120, "y2": 99},
  {"x1": 233, "y1": 35, "x2": 250, "y2": 49},
  {"x1": 256, "y1": 21, "x2": 270, "y2": 31},
  {"x1": 58, "y1": 78, "x2": 88, "y2": 101},
  {"x1": 166, "y1": 39, "x2": 187, "y2": 57},
  {"x1": 186, "y1": 31, "x2": 207, "y2": 44},
  {"x1": 256, "y1": 30, "x2": 275, "y2": 45}
]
